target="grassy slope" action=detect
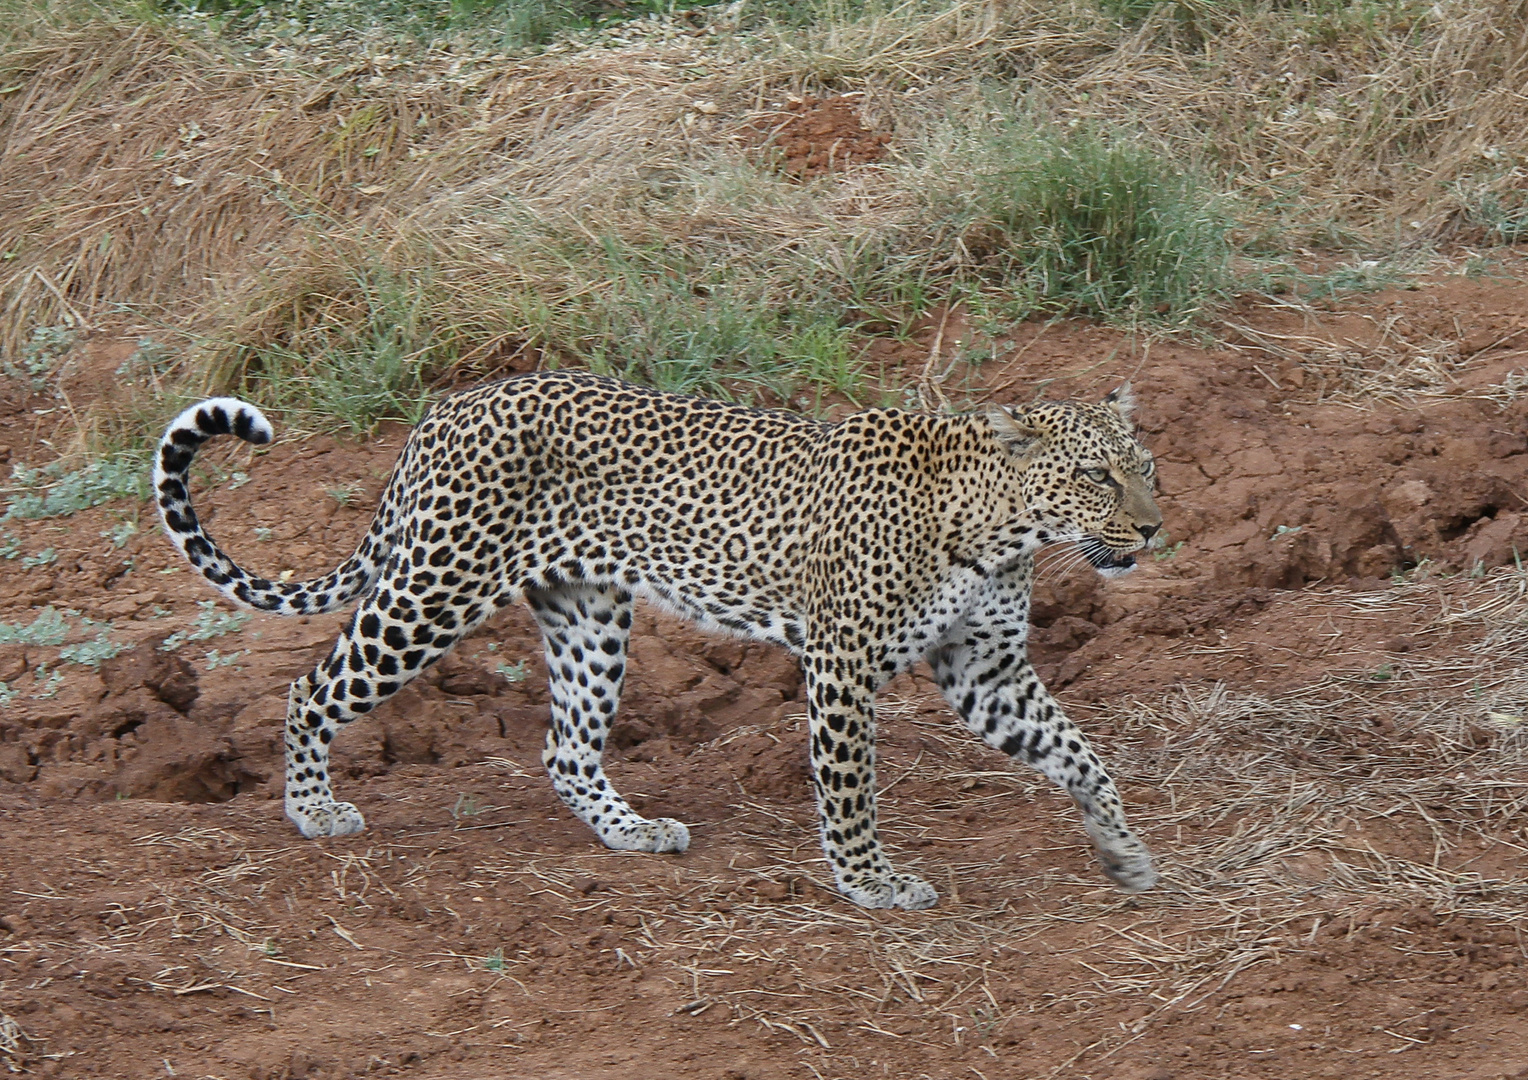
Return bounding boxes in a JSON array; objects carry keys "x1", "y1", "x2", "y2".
[{"x1": 0, "y1": 0, "x2": 1525, "y2": 445}]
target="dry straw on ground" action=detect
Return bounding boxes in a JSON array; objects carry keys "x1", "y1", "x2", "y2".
[
  {"x1": 3, "y1": 538, "x2": 1524, "y2": 1072},
  {"x1": 570, "y1": 567, "x2": 1528, "y2": 1052},
  {"x1": 256, "y1": 568, "x2": 1523, "y2": 1064}
]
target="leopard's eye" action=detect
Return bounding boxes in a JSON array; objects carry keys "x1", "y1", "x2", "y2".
[
  {"x1": 1081, "y1": 467, "x2": 1110, "y2": 485},
  {"x1": 1141, "y1": 459, "x2": 1156, "y2": 479}
]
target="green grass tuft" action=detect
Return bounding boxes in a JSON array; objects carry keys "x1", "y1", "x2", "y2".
[
  {"x1": 1463, "y1": 189, "x2": 1528, "y2": 245},
  {"x1": 572, "y1": 236, "x2": 863, "y2": 404},
  {"x1": 234, "y1": 262, "x2": 447, "y2": 434},
  {"x1": 970, "y1": 125, "x2": 1232, "y2": 324}
]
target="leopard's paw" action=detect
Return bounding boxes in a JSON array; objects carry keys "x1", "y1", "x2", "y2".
[
  {"x1": 1098, "y1": 847, "x2": 1158, "y2": 892},
  {"x1": 287, "y1": 800, "x2": 366, "y2": 839},
  {"x1": 1087, "y1": 823, "x2": 1158, "y2": 892},
  {"x1": 602, "y1": 817, "x2": 690, "y2": 854},
  {"x1": 839, "y1": 871, "x2": 939, "y2": 911}
]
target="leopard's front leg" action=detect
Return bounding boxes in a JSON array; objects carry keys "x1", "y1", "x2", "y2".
[
  {"x1": 804, "y1": 657, "x2": 938, "y2": 910},
  {"x1": 929, "y1": 631, "x2": 1157, "y2": 893}
]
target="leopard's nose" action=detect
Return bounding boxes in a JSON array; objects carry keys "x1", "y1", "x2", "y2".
[{"x1": 1136, "y1": 523, "x2": 1159, "y2": 542}]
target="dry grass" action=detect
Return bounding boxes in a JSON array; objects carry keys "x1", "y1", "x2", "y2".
[
  {"x1": 0, "y1": 1008, "x2": 32, "y2": 1074},
  {"x1": 1228, "y1": 315, "x2": 1477, "y2": 405},
  {"x1": 0, "y1": 22, "x2": 463, "y2": 350},
  {"x1": 1226, "y1": 286, "x2": 1528, "y2": 405},
  {"x1": 4, "y1": 0, "x2": 1528, "y2": 442}
]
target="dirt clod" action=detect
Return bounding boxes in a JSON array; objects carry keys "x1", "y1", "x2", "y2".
[
  {"x1": 754, "y1": 95, "x2": 890, "y2": 180},
  {"x1": 99, "y1": 637, "x2": 199, "y2": 713}
]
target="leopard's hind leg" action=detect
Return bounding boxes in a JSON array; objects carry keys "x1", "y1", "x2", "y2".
[
  {"x1": 282, "y1": 569, "x2": 494, "y2": 838},
  {"x1": 527, "y1": 584, "x2": 689, "y2": 854}
]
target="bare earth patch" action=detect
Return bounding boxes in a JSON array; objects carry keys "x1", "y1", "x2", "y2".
[
  {"x1": 750, "y1": 94, "x2": 892, "y2": 181},
  {"x1": 4, "y1": 273, "x2": 1528, "y2": 1079}
]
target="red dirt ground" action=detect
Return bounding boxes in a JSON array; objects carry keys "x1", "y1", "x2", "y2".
[
  {"x1": 749, "y1": 94, "x2": 891, "y2": 180},
  {"x1": 4, "y1": 266, "x2": 1528, "y2": 1079}
]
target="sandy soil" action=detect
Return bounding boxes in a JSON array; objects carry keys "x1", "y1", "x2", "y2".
[{"x1": 4, "y1": 267, "x2": 1528, "y2": 1079}]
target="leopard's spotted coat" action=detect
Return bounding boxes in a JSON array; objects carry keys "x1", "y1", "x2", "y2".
[{"x1": 155, "y1": 371, "x2": 1163, "y2": 909}]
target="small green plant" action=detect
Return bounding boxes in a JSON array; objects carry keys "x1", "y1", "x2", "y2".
[
  {"x1": 476, "y1": 947, "x2": 507, "y2": 973},
  {"x1": 57, "y1": 615, "x2": 124, "y2": 666},
  {"x1": 204, "y1": 648, "x2": 245, "y2": 669},
  {"x1": 0, "y1": 608, "x2": 124, "y2": 670},
  {"x1": 3, "y1": 323, "x2": 75, "y2": 391},
  {"x1": 1370, "y1": 663, "x2": 1395, "y2": 682},
  {"x1": 1391, "y1": 558, "x2": 1436, "y2": 585},
  {"x1": 31, "y1": 665, "x2": 63, "y2": 699},
  {"x1": 115, "y1": 337, "x2": 176, "y2": 382},
  {"x1": 1463, "y1": 254, "x2": 1499, "y2": 280},
  {"x1": 19, "y1": 547, "x2": 56, "y2": 569},
  {"x1": 792, "y1": 321, "x2": 866, "y2": 403},
  {"x1": 0, "y1": 534, "x2": 17, "y2": 559},
  {"x1": 1461, "y1": 186, "x2": 1528, "y2": 244},
  {"x1": 1153, "y1": 540, "x2": 1185, "y2": 561},
  {"x1": 451, "y1": 792, "x2": 484, "y2": 819},
  {"x1": 4, "y1": 456, "x2": 149, "y2": 521},
  {"x1": 159, "y1": 601, "x2": 253, "y2": 651},
  {"x1": 0, "y1": 607, "x2": 70, "y2": 647},
  {"x1": 253, "y1": 526, "x2": 274, "y2": 541},
  {"x1": 58, "y1": 630, "x2": 127, "y2": 668},
  {"x1": 0, "y1": 682, "x2": 18, "y2": 708},
  {"x1": 103, "y1": 520, "x2": 139, "y2": 549},
  {"x1": 325, "y1": 480, "x2": 366, "y2": 508},
  {"x1": 495, "y1": 660, "x2": 530, "y2": 682}
]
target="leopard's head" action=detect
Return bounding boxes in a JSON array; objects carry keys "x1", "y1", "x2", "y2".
[{"x1": 988, "y1": 386, "x2": 1162, "y2": 577}]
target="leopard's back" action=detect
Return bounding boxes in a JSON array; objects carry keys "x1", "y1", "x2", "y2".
[{"x1": 404, "y1": 371, "x2": 827, "y2": 645}]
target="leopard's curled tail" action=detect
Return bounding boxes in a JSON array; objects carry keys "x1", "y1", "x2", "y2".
[{"x1": 155, "y1": 398, "x2": 397, "y2": 615}]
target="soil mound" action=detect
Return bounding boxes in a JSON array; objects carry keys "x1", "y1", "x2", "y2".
[{"x1": 755, "y1": 94, "x2": 891, "y2": 180}]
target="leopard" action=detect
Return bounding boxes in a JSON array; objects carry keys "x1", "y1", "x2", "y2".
[{"x1": 154, "y1": 369, "x2": 1163, "y2": 910}]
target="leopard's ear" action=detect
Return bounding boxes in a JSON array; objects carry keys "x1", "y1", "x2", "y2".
[
  {"x1": 1104, "y1": 383, "x2": 1136, "y2": 423},
  {"x1": 984, "y1": 404, "x2": 1043, "y2": 457}
]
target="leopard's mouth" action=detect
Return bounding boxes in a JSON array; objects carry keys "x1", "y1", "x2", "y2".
[{"x1": 1080, "y1": 536, "x2": 1137, "y2": 576}]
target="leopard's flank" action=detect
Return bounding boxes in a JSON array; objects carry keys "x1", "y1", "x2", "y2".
[{"x1": 155, "y1": 371, "x2": 1163, "y2": 909}]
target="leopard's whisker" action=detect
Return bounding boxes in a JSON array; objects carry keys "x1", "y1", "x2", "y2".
[{"x1": 1035, "y1": 542, "x2": 1092, "y2": 584}]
